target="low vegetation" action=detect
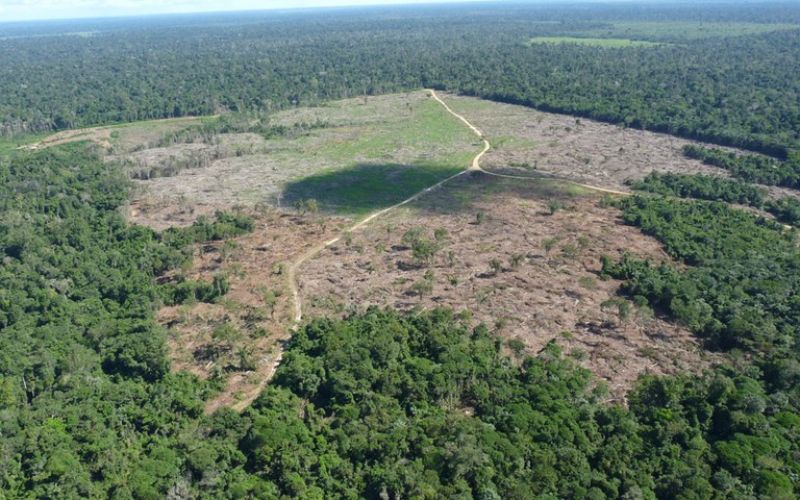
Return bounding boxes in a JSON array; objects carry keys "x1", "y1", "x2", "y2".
[
  {"x1": 632, "y1": 171, "x2": 800, "y2": 225},
  {"x1": 604, "y1": 194, "x2": 800, "y2": 390},
  {"x1": 4, "y1": 3, "x2": 800, "y2": 497},
  {"x1": 683, "y1": 145, "x2": 800, "y2": 185}
]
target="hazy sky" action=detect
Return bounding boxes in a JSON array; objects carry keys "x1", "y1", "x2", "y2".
[{"x1": 0, "y1": 0, "x2": 492, "y2": 22}]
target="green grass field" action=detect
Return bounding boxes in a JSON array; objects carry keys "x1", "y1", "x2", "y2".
[
  {"x1": 527, "y1": 36, "x2": 663, "y2": 48},
  {"x1": 129, "y1": 91, "x2": 482, "y2": 216},
  {"x1": 277, "y1": 94, "x2": 481, "y2": 215}
]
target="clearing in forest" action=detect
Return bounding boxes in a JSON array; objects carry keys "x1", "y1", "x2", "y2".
[
  {"x1": 143, "y1": 91, "x2": 481, "y2": 411},
  {"x1": 128, "y1": 91, "x2": 479, "y2": 228},
  {"x1": 115, "y1": 90, "x2": 745, "y2": 408},
  {"x1": 15, "y1": 115, "x2": 210, "y2": 153},
  {"x1": 578, "y1": 21, "x2": 800, "y2": 40},
  {"x1": 296, "y1": 172, "x2": 717, "y2": 400},
  {"x1": 436, "y1": 93, "x2": 800, "y2": 199}
]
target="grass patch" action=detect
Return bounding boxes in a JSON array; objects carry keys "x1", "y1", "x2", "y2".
[
  {"x1": 282, "y1": 161, "x2": 465, "y2": 216},
  {"x1": 279, "y1": 93, "x2": 480, "y2": 215},
  {"x1": 0, "y1": 132, "x2": 49, "y2": 156},
  {"x1": 316, "y1": 98, "x2": 477, "y2": 162},
  {"x1": 527, "y1": 36, "x2": 664, "y2": 48}
]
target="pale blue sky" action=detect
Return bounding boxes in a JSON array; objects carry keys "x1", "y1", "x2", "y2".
[{"x1": 0, "y1": 0, "x2": 492, "y2": 22}]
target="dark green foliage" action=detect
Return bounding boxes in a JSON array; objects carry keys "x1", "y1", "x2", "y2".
[
  {"x1": 159, "y1": 211, "x2": 255, "y2": 248},
  {"x1": 631, "y1": 172, "x2": 766, "y2": 206},
  {"x1": 631, "y1": 170, "x2": 800, "y2": 226},
  {"x1": 255, "y1": 310, "x2": 618, "y2": 498},
  {"x1": 599, "y1": 196, "x2": 800, "y2": 498},
  {"x1": 765, "y1": 197, "x2": 800, "y2": 226},
  {"x1": 3, "y1": 4, "x2": 800, "y2": 156},
  {"x1": 683, "y1": 144, "x2": 800, "y2": 187},
  {"x1": 242, "y1": 307, "x2": 800, "y2": 498},
  {"x1": 160, "y1": 274, "x2": 230, "y2": 306},
  {"x1": 603, "y1": 196, "x2": 798, "y2": 354},
  {"x1": 0, "y1": 144, "x2": 252, "y2": 496},
  {"x1": 3, "y1": 144, "x2": 799, "y2": 497}
]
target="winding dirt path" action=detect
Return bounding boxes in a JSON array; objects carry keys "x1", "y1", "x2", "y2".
[
  {"x1": 288, "y1": 90, "x2": 491, "y2": 326},
  {"x1": 429, "y1": 90, "x2": 629, "y2": 196},
  {"x1": 17, "y1": 115, "x2": 206, "y2": 152},
  {"x1": 230, "y1": 89, "x2": 629, "y2": 412}
]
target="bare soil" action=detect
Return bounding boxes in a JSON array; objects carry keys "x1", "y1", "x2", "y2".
[
  {"x1": 125, "y1": 91, "x2": 477, "y2": 217},
  {"x1": 298, "y1": 174, "x2": 718, "y2": 399},
  {"x1": 114, "y1": 91, "x2": 743, "y2": 409},
  {"x1": 442, "y1": 94, "x2": 799, "y2": 199},
  {"x1": 157, "y1": 207, "x2": 349, "y2": 413},
  {"x1": 19, "y1": 116, "x2": 206, "y2": 153}
]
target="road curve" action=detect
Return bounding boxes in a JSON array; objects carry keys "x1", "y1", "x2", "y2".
[
  {"x1": 288, "y1": 89, "x2": 486, "y2": 325},
  {"x1": 428, "y1": 90, "x2": 630, "y2": 196},
  {"x1": 231, "y1": 90, "x2": 491, "y2": 412},
  {"x1": 233, "y1": 89, "x2": 629, "y2": 412}
]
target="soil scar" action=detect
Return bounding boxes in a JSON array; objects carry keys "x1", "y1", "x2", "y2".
[{"x1": 233, "y1": 89, "x2": 629, "y2": 411}]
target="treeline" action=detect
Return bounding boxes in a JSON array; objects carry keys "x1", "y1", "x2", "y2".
[
  {"x1": 683, "y1": 145, "x2": 800, "y2": 186},
  {"x1": 0, "y1": 144, "x2": 255, "y2": 496},
  {"x1": 148, "y1": 113, "x2": 329, "y2": 150},
  {"x1": 631, "y1": 171, "x2": 800, "y2": 225},
  {"x1": 603, "y1": 196, "x2": 799, "y2": 352},
  {"x1": 123, "y1": 113, "x2": 331, "y2": 180},
  {"x1": 601, "y1": 195, "x2": 800, "y2": 496},
  {"x1": 630, "y1": 172, "x2": 767, "y2": 206},
  {"x1": 5, "y1": 144, "x2": 800, "y2": 497},
  {"x1": 230, "y1": 308, "x2": 799, "y2": 498},
  {"x1": 2, "y1": 4, "x2": 800, "y2": 156}
]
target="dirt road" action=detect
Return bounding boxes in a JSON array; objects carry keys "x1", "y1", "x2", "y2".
[
  {"x1": 288, "y1": 90, "x2": 494, "y2": 325},
  {"x1": 231, "y1": 89, "x2": 630, "y2": 412}
]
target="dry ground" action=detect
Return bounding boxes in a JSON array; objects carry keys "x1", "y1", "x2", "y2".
[
  {"x1": 126, "y1": 91, "x2": 478, "y2": 226},
  {"x1": 33, "y1": 90, "x2": 752, "y2": 409},
  {"x1": 298, "y1": 174, "x2": 718, "y2": 399},
  {"x1": 441, "y1": 94, "x2": 799, "y2": 199},
  {"x1": 19, "y1": 115, "x2": 207, "y2": 153},
  {"x1": 134, "y1": 91, "x2": 479, "y2": 410},
  {"x1": 157, "y1": 207, "x2": 349, "y2": 413}
]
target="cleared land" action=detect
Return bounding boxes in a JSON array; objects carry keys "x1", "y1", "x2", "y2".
[
  {"x1": 527, "y1": 36, "x2": 663, "y2": 48},
  {"x1": 438, "y1": 93, "x2": 800, "y2": 200},
  {"x1": 33, "y1": 90, "x2": 759, "y2": 408},
  {"x1": 297, "y1": 173, "x2": 716, "y2": 399},
  {"x1": 127, "y1": 91, "x2": 479, "y2": 228},
  {"x1": 17, "y1": 115, "x2": 210, "y2": 153},
  {"x1": 158, "y1": 207, "x2": 350, "y2": 413},
  {"x1": 144, "y1": 91, "x2": 481, "y2": 410}
]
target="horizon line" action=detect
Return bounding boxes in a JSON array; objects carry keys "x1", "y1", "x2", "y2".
[{"x1": 0, "y1": 0, "x2": 519, "y2": 24}]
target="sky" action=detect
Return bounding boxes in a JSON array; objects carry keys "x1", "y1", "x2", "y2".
[{"x1": 0, "y1": 0, "x2": 493, "y2": 22}]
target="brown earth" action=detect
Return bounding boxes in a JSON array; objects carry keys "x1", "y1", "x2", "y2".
[
  {"x1": 156, "y1": 207, "x2": 349, "y2": 413},
  {"x1": 43, "y1": 90, "x2": 750, "y2": 409},
  {"x1": 297, "y1": 173, "x2": 718, "y2": 400},
  {"x1": 441, "y1": 94, "x2": 800, "y2": 200},
  {"x1": 124, "y1": 91, "x2": 477, "y2": 214},
  {"x1": 18, "y1": 115, "x2": 206, "y2": 153}
]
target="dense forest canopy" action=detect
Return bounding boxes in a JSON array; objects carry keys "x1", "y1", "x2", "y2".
[
  {"x1": 1, "y1": 2, "x2": 800, "y2": 156},
  {"x1": 4, "y1": 2, "x2": 800, "y2": 497},
  {"x1": 2, "y1": 145, "x2": 798, "y2": 496},
  {"x1": 2, "y1": 123, "x2": 800, "y2": 500}
]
